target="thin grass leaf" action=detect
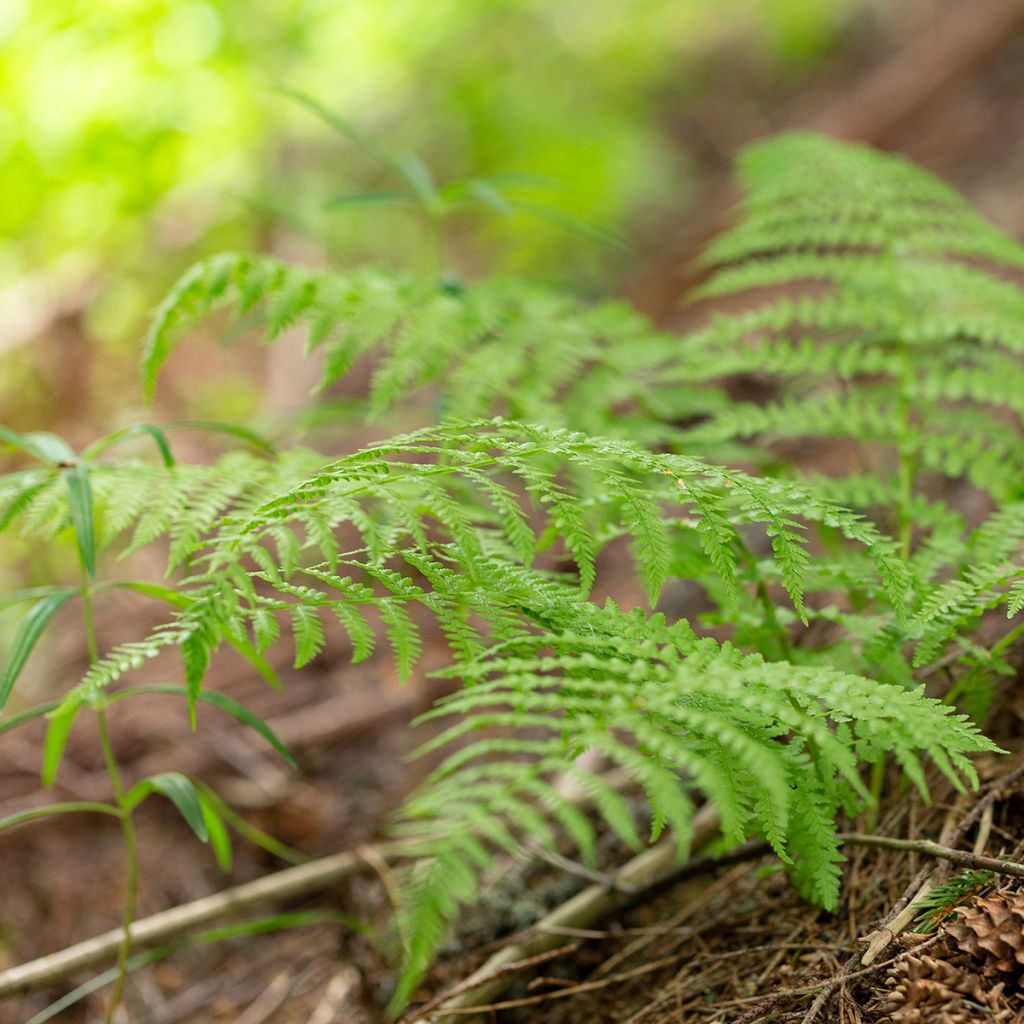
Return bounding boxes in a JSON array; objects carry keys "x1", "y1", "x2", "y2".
[
  {"x1": 195, "y1": 780, "x2": 308, "y2": 864},
  {"x1": 64, "y1": 463, "x2": 96, "y2": 578},
  {"x1": 112, "y1": 685, "x2": 296, "y2": 767},
  {"x1": 0, "y1": 801, "x2": 120, "y2": 832},
  {"x1": 276, "y1": 86, "x2": 397, "y2": 172},
  {"x1": 42, "y1": 704, "x2": 80, "y2": 787},
  {"x1": 83, "y1": 424, "x2": 176, "y2": 467},
  {"x1": 125, "y1": 772, "x2": 208, "y2": 842},
  {"x1": 167, "y1": 419, "x2": 277, "y2": 454},
  {"x1": 395, "y1": 153, "x2": 440, "y2": 206},
  {"x1": 0, "y1": 585, "x2": 81, "y2": 612},
  {"x1": 199, "y1": 790, "x2": 233, "y2": 870},
  {"x1": 102, "y1": 580, "x2": 193, "y2": 608},
  {"x1": 0, "y1": 699, "x2": 59, "y2": 736},
  {"x1": 0, "y1": 425, "x2": 74, "y2": 464},
  {"x1": 0, "y1": 589, "x2": 76, "y2": 711},
  {"x1": 508, "y1": 199, "x2": 629, "y2": 251},
  {"x1": 325, "y1": 190, "x2": 418, "y2": 209}
]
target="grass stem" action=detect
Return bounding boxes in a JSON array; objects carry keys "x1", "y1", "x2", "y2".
[{"x1": 96, "y1": 707, "x2": 139, "y2": 1024}]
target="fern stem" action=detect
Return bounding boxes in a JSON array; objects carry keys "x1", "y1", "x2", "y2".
[
  {"x1": 945, "y1": 618, "x2": 1024, "y2": 713},
  {"x1": 895, "y1": 344, "x2": 918, "y2": 561},
  {"x1": 80, "y1": 573, "x2": 99, "y2": 668},
  {"x1": 736, "y1": 541, "x2": 791, "y2": 660},
  {"x1": 96, "y1": 706, "x2": 139, "y2": 1024}
]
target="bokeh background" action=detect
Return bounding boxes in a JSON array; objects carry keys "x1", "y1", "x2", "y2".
[
  {"x1": 1, "y1": 0, "x2": 871, "y2": 431},
  {"x1": 5, "y1": 0, "x2": 1023, "y2": 437}
]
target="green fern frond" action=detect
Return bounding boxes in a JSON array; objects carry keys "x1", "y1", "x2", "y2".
[
  {"x1": 5, "y1": 132, "x2": 1020, "y2": 1017},
  {"x1": 677, "y1": 133, "x2": 1024, "y2": 518},
  {"x1": 141, "y1": 253, "x2": 690, "y2": 445},
  {"x1": 391, "y1": 606, "x2": 996, "y2": 997}
]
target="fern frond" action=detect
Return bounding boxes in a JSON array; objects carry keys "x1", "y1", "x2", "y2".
[
  {"x1": 677, "y1": 133, "x2": 1024, "y2": 517},
  {"x1": 141, "y1": 253, "x2": 692, "y2": 445},
  {"x1": 24, "y1": 418, "x2": 907, "y2": 731},
  {"x1": 392, "y1": 605, "x2": 995, "y2": 995}
]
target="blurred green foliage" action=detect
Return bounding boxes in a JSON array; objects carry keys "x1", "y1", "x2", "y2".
[{"x1": 0, "y1": 0, "x2": 854, "y2": 390}]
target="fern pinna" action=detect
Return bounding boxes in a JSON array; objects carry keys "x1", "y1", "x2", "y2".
[{"x1": 0, "y1": 132, "x2": 1019, "y2": 1013}]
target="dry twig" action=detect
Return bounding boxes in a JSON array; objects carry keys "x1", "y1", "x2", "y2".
[
  {"x1": 0, "y1": 844, "x2": 402, "y2": 997},
  {"x1": 410, "y1": 805, "x2": 722, "y2": 1023}
]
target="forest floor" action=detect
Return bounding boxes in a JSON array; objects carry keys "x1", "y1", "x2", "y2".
[{"x1": 3, "y1": 2, "x2": 1024, "y2": 1022}]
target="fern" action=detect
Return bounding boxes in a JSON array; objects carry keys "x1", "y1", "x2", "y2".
[
  {"x1": 141, "y1": 137, "x2": 1024, "y2": 525},
  {"x1": 134, "y1": 138, "x2": 1024, "y2": 694},
  {"x1": 10, "y1": 419, "x2": 908, "y2": 722},
  {"x1": 142, "y1": 256, "x2": 704, "y2": 445},
  {"x1": 679, "y1": 135, "x2": 1024, "y2": 529},
  {"x1": 390, "y1": 604, "x2": 994, "y2": 1003},
  {"x1": 3, "y1": 132, "x2": 1023, "y2": 1014}
]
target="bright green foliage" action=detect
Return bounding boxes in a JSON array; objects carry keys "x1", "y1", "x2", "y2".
[
  {"x1": 392, "y1": 604, "x2": 992, "y2": 1003},
  {"x1": 1, "y1": 1, "x2": 853, "y2": 284},
  {"x1": 143, "y1": 135, "x2": 1024, "y2": 521},
  {"x1": 142, "y1": 252, "x2": 707, "y2": 442},
  {"x1": 679, "y1": 134, "x2": 1024, "y2": 513},
  {"x1": 1, "y1": 133, "x2": 1022, "y2": 1012},
  {"x1": 3, "y1": 418, "x2": 906, "y2": 716}
]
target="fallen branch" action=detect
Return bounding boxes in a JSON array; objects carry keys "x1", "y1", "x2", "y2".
[
  {"x1": 409, "y1": 805, "x2": 722, "y2": 1023},
  {"x1": 838, "y1": 832, "x2": 1024, "y2": 879},
  {"x1": 0, "y1": 761, "x2": 633, "y2": 1000},
  {"x1": 0, "y1": 842, "x2": 401, "y2": 998}
]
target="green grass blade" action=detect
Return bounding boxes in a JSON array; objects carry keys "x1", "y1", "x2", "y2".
[
  {"x1": 0, "y1": 801, "x2": 120, "y2": 832},
  {"x1": 0, "y1": 699, "x2": 59, "y2": 736},
  {"x1": 0, "y1": 425, "x2": 74, "y2": 464},
  {"x1": 195, "y1": 781, "x2": 308, "y2": 864},
  {"x1": 42, "y1": 704, "x2": 81, "y2": 786},
  {"x1": 395, "y1": 152, "x2": 439, "y2": 206},
  {"x1": 325, "y1": 190, "x2": 418, "y2": 209},
  {"x1": 166, "y1": 419, "x2": 277, "y2": 454},
  {"x1": 111, "y1": 685, "x2": 295, "y2": 767},
  {"x1": 126, "y1": 772, "x2": 208, "y2": 842},
  {"x1": 508, "y1": 198, "x2": 629, "y2": 251},
  {"x1": 223, "y1": 632, "x2": 282, "y2": 691},
  {"x1": 0, "y1": 586, "x2": 77, "y2": 613},
  {"x1": 199, "y1": 790, "x2": 233, "y2": 870},
  {"x1": 276, "y1": 86, "x2": 397, "y2": 171},
  {"x1": 83, "y1": 424, "x2": 176, "y2": 467},
  {"x1": 0, "y1": 589, "x2": 76, "y2": 711},
  {"x1": 64, "y1": 463, "x2": 96, "y2": 578},
  {"x1": 98, "y1": 581, "x2": 193, "y2": 608}
]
